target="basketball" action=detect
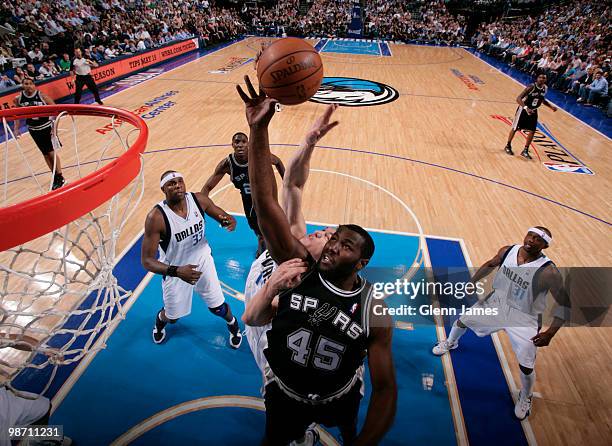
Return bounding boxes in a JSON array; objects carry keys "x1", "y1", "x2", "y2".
[{"x1": 256, "y1": 38, "x2": 323, "y2": 105}]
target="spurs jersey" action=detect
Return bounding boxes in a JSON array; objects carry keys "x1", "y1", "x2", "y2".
[
  {"x1": 492, "y1": 245, "x2": 553, "y2": 316},
  {"x1": 17, "y1": 90, "x2": 52, "y2": 131},
  {"x1": 156, "y1": 192, "x2": 210, "y2": 266},
  {"x1": 227, "y1": 153, "x2": 254, "y2": 217},
  {"x1": 264, "y1": 269, "x2": 374, "y2": 404},
  {"x1": 524, "y1": 83, "x2": 547, "y2": 110}
]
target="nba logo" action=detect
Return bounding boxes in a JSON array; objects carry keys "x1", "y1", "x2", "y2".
[{"x1": 543, "y1": 162, "x2": 594, "y2": 175}]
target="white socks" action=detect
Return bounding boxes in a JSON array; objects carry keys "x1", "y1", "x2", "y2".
[
  {"x1": 447, "y1": 320, "x2": 467, "y2": 344},
  {"x1": 520, "y1": 370, "x2": 536, "y2": 396}
]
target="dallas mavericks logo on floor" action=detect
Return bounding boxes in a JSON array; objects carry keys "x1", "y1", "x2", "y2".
[{"x1": 310, "y1": 77, "x2": 399, "y2": 107}]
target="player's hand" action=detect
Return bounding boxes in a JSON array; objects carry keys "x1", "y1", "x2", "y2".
[
  {"x1": 525, "y1": 107, "x2": 535, "y2": 115},
  {"x1": 236, "y1": 75, "x2": 278, "y2": 128},
  {"x1": 304, "y1": 104, "x2": 339, "y2": 146},
  {"x1": 531, "y1": 330, "x2": 554, "y2": 347},
  {"x1": 268, "y1": 258, "x2": 309, "y2": 295},
  {"x1": 177, "y1": 264, "x2": 202, "y2": 285},
  {"x1": 220, "y1": 214, "x2": 236, "y2": 231}
]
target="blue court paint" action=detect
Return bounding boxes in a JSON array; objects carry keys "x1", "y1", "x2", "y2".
[
  {"x1": 314, "y1": 39, "x2": 328, "y2": 52},
  {"x1": 321, "y1": 40, "x2": 383, "y2": 56},
  {"x1": 379, "y1": 42, "x2": 392, "y2": 57},
  {"x1": 467, "y1": 49, "x2": 611, "y2": 139},
  {"x1": 51, "y1": 218, "x2": 458, "y2": 445},
  {"x1": 426, "y1": 238, "x2": 528, "y2": 446}
]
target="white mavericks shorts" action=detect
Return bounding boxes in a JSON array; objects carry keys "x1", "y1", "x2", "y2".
[
  {"x1": 162, "y1": 251, "x2": 225, "y2": 320},
  {"x1": 460, "y1": 293, "x2": 539, "y2": 369},
  {"x1": 0, "y1": 388, "x2": 50, "y2": 446}
]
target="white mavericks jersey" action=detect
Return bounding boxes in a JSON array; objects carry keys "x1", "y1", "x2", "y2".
[
  {"x1": 492, "y1": 244, "x2": 553, "y2": 317},
  {"x1": 156, "y1": 192, "x2": 211, "y2": 266},
  {"x1": 244, "y1": 249, "x2": 277, "y2": 375}
]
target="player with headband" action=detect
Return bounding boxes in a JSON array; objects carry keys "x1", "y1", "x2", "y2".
[
  {"x1": 432, "y1": 226, "x2": 571, "y2": 420},
  {"x1": 142, "y1": 170, "x2": 242, "y2": 348}
]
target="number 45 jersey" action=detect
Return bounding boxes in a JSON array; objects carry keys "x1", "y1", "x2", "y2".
[{"x1": 264, "y1": 268, "x2": 375, "y2": 404}]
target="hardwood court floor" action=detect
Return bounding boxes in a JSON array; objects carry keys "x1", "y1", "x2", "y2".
[{"x1": 3, "y1": 37, "x2": 611, "y2": 445}]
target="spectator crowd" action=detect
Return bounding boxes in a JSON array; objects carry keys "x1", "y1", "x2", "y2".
[
  {"x1": 245, "y1": 0, "x2": 466, "y2": 45},
  {"x1": 473, "y1": 0, "x2": 610, "y2": 111},
  {"x1": 0, "y1": 0, "x2": 609, "y2": 118},
  {"x1": 364, "y1": 0, "x2": 466, "y2": 45},
  {"x1": 0, "y1": 0, "x2": 246, "y2": 91},
  {"x1": 247, "y1": 0, "x2": 353, "y2": 38}
]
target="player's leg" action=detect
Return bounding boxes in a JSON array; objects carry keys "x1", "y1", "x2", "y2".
[
  {"x1": 314, "y1": 382, "x2": 362, "y2": 445},
  {"x1": 154, "y1": 277, "x2": 190, "y2": 344},
  {"x1": 506, "y1": 324, "x2": 538, "y2": 419},
  {"x1": 195, "y1": 254, "x2": 242, "y2": 348},
  {"x1": 262, "y1": 382, "x2": 311, "y2": 446},
  {"x1": 74, "y1": 75, "x2": 85, "y2": 104},
  {"x1": 506, "y1": 107, "x2": 523, "y2": 154},
  {"x1": 30, "y1": 127, "x2": 65, "y2": 189},
  {"x1": 434, "y1": 292, "x2": 504, "y2": 355},
  {"x1": 85, "y1": 74, "x2": 103, "y2": 105},
  {"x1": 432, "y1": 318, "x2": 467, "y2": 355},
  {"x1": 521, "y1": 130, "x2": 535, "y2": 159},
  {"x1": 505, "y1": 128, "x2": 516, "y2": 154}
]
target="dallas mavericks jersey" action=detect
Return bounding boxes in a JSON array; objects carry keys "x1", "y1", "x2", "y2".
[
  {"x1": 524, "y1": 84, "x2": 547, "y2": 110},
  {"x1": 18, "y1": 90, "x2": 52, "y2": 131},
  {"x1": 156, "y1": 192, "x2": 210, "y2": 266},
  {"x1": 227, "y1": 153, "x2": 254, "y2": 217},
  {"x1": 246, "y1": 250, "x2": 277, "y2": 299},
  {"x1": 264, "y1": 269, "x2": 374, "y2": 404},
  {"x1": 244, "y1": 250, "x2": 278, "y2": 375},
  {"x1": 492, "y1": 245, "x2": 553, "y2": 316}
]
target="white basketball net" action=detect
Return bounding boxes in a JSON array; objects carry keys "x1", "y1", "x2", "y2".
[{"x1": 0, "y1": 109, "x2": 145, "y2": 397}]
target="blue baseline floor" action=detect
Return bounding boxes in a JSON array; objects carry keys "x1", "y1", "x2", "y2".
[{"x1": 48, "y1": 217, "x2": 529, "y2": 445}]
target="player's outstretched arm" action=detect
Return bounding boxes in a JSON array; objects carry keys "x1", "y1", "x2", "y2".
[
  {"x1": 194, "y1": 192, "x2": 236, "y2": 231},
  {"x1": 201, "y1": 158, "x2": 230, "y2": 196},
  {"x1": 282, "y1": 104, "x2": 339, "y2": 238},
  {"x1": 242, "y1": 258, "x2": 308, "y2": 326},
  {"x1": 355, "y1": 321, "x2": 397, "y2": 446},
  {"x1": 531, "y1": 265, "x2": 570, "y2": 346},
  {"x1": 237, "y1": 75, "x2": 308, "y2": 263},
  {"x1": 141, "y1": 208, "x2": 202, "y2": 284},
  {"x1": 470, "y1": 245, "x2": 511, "y2": 285}
]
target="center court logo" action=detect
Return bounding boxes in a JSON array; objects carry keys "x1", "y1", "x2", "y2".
[{"x1": 309, "y1": 77, "x2": 399, "y2": 107}]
